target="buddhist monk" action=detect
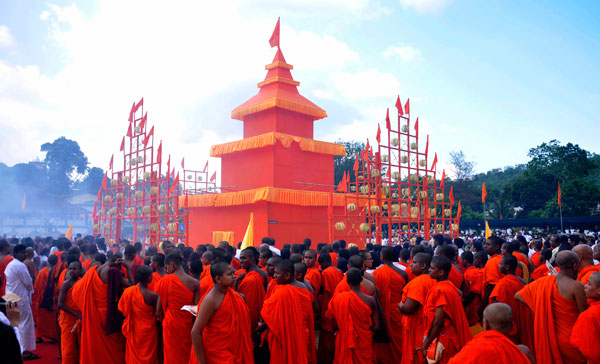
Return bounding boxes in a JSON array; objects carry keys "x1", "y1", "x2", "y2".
[
  {"x1": 448, "y1": 303, "x2": 533, "y2": 364},
  {"x1": 373, "y1": 246, "x2": 408, "y2": 364},
  {"x1": 258, "y1": 259, "x2": 313, "y2": 364},
  {"x1": 118, "y1": 266, "x2": 160, "y2": 364},
  {"x1": 33, "y1": 254, "x2": 59, "y2": 342},
  {"x1": 436, "y1": 244, "x2": 468, "y2": 296},
  {"x1": 462, "y1": 251, "x2": 486, "y2": 327},
  {"x1": 515, "y1": 251, "x2": 587, "y2": 364},
  {"x1": 398, "y1": 252, "x2": 436, "y2": 364},
  {"x1": 303, "y1": 249, "x2": 321, "y2": 294},
  {"x1": 327, "y1": 268, "x2": 379, "y2": 364},
  {"x1": 294, "y1": 262, "x2": 315, "y2": 298},
  {"x1": 264, "y1": 256, "x2": 281, "y2": 300},
  {"x1": 334, "y1": 255, "x2": 376, "y2": 296},
  {"x1": 71, "y1": 255, "x2": 132, "y2": 364},
  {"x1": 573, "y1": 244, "x2": 600, "y2": 285},
  {"x1": 293, "y1": 262, "x2": 317, "y2": 364},
  {"x1": 0, "y1": 239, "x2": 13, "y2": 296},
  {"x1": 480, "y1": 236, "x2": 504, "y2": 318},
  {"x1": 358, "y1": 250, "x2": 377, "y2": 283},
  {"x1": 570, "y1": 271, "x2": 600, "y2": 364},
  {"x1": 419, "y1": 256, "x2": 472, "y2": 364},
  {"x1": 490, "y1": 255, "x2": 534, "y2": 351},
  {"x1": 156, "y1": 253, "x2": 200, "y2": 364},
  {"x1": 57, "y1": 260, "x2": 82, "y2": 364},
  {"x1": 530, "y1": 240, "x2": 543, "y2": 267},
  {"x1": 190, "y1": 261, "x2": 253, "y2": 364},
  {"x1": 236, "y1": 247, "x2": 267, "y2": 331},
  {"x1": 148, "y1": 253, "x2": 166, "y2": 291},
  {"x1": 530, "y1": 249, "x2": 553, "y2": 280},
  {"x1": 317, "y1": 252, "x2": 343, "y2": 364},
  {"x1": 200, "y1": 251, "x2": 214, "y2": 280}
]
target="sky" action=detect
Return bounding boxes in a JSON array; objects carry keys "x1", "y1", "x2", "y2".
[{"x1": 1, "y1": 0, "x2": 599, "y2": 180}]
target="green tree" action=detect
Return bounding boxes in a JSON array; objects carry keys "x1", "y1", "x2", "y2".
[
  {"x1": 334, "y1": 140, "x2": 365, "y2": 185},
  {"x1": 75, "y1": 167, "x2": 105, "y2": 194},
  {"x1": 449, "y1": 150, "x2": 475, "y2": 180},
  {"x1": 41, "y1": 137, "x2": 89, "y2": 194}
]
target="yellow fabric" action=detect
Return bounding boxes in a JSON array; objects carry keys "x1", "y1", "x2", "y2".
[
  {"x1": 257, "y1": 76, "x2": 300, "y2": 88},
  {"x1": 210, "y1": 132, "x2": 345, "y2": 157},
  {"x1": 240, "y1": 213, "x2": 254, "y2": 249},
  {"x1": 485, "y1": 220, "x2": 491, "y2": 238},
  {"x1": 231, "y1": 98, "x2": 327, "y2": 120},
  {"x1": 212, "y1": 231, "x2": 235, "y2": 246}
]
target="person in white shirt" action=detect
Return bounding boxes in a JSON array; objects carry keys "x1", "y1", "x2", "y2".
[{"x1": 5, "y1": 244, "x2": 37, "y2": 360}]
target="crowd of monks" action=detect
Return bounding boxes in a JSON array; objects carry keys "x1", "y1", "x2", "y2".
[{"x1": 1, "y1": 233, "x2": 600, "y2": 364}]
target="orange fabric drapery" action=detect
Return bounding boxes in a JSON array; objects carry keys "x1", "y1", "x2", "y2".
[
  {"x1": 210, "y1": 132, "x2": 345, "y2": 157},
  {"x1": 211, "y1": 231, "x2": 234, "y2": 246},
  {"x1": 231, "y1": 99, "x2": 327, "y2": 121}
]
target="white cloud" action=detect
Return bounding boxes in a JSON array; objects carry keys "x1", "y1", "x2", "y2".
[
  {"x1": 0, "y1": 25, "x2": 15, "y2": 48},
  {"x1": 383, "y1": 44, "x2": 422, "y2": 62},
  {"x1": 399, "y1": 0, "x2": 451, "y2": 14},
  {"x1": 329, "y1": 69, "x2": 402, "y2": 99}
]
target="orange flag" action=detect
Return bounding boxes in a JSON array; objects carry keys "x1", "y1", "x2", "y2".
[
  {"x1": 440, "y1": 169, "x2": 445, "y2": 187},
  {"x1": 385, "y1": 108, "x2": 390, "y2": 129},
  {"x1": 557, "y1": 181, "x2": 561, "y2": 206},
  {"x1": 65, "y1": 223, "x2": 73, "y2": 240},
  {"x1": 431, "y1": 152, "x2": 438, "y2": 170},
  {"x1": 269, "y1": 18, "x2": 280, "y2": 48},
  {"x1": 482, "y1": 182, "x2": 487, "y2": 204},
  {"x1": 353, "y1": 158, "x2": 359, "y2": 173}
]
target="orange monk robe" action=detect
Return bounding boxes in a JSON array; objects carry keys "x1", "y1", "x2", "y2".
[
  {"x1": 236, "y1": 271, "x2": 265, "y2": 330},
  {"x1": 199, "y1": 274, "x2": 214, "y2": 297},
  {"x1": 118, "y1": 286, "x2": 158, "y2": 364},
  {"x1": 297, "y1": 286, "x2": 317, "y2": 364},
  {"x1": 32, "y1": 267, "x2": 58, "y2": 340},
  {"x1": 333, "y1": 274, "x2": 371, "y2": 296},
  {"x1": 0, "y1": 255, "x2": 14, "y2": 296},
  {"x1": 577, "y1": 265, "x2": 600, "y2": 285},
  {"x1": 514, "y1": 252, "x2": 531, "y2": 279},
  {"x1": 318, "y1": 266, "x2": 343, "y2": 364},
  {"x1": 59, "y1": 287, "x2": 80, "y2": 364},
  {"x1": 188, "y1": 288, "x2": 254, "y2": 364},
  {"x1": 531, "y1": 251, "x2": 541, "y2": 267},
  {"x1": 517, "y1": 275, "x2": 586, "y2": 364},
  {"x1": 71, "y1": 266, "x2": 125, "y2": 364},
  {"x1": 58, "y1": 268, "x2": 67, "y2": 288},
  {"x1": 231, "y1": 258, "x2": 241, "y2": 270},
  {"x1": 484, "y1": 254, "x2": 504, "y2": 288},
  {"x1": 423, "y1": 280, "x2": 472, "y2": 363},
  {"x1": 373, "y1": 265, "x2": 407, "y2": 364},
  {"x1": 265, "y1": 279, "x2": 278, "y2": 300},
  {"x1": 447, "y1": 330, "x2": 530, "y2": 364},
  {"x1": 329, "y1": 252, "x2": 338, "y2": 268},
  {"x1": 200, "y1": 265, "x2": 211, "y2": 280},
  {"x1": 463, "y1": 266, "x2": 484, "y2": 326},
  {"x1": 531, "y1": 264, "x2": 550, "y2": 281},
  {"x1": 147, "y1": 272, "x2": 163, "y2": 292},
  {"x1": 82, "y1": 259, "x2": 92, "y2": 271},
  {"x1": 400, "y1": 274, "x2": 437, "y2": 364},
  {"x1": 305, "y1": 267, "x2": 321, "y2": 294},
  {"x1": 156, "y1": 274, "x2": 196, "y2": 364},
  {"x1": 490, "y1": 275, "x2": 534, "y2": 351},
  {"x1": 570, "y1": 301, "x2": 600, "y2": 364},
  {"x1": 326, "y1": 291, "x2": 373, "y2": 364},
  {"x1": 448, "y1": 265, "x2": 464, "y2": 289},
  {"x1": 261, "y1": 284, "x2": 310, "y2": 364}
]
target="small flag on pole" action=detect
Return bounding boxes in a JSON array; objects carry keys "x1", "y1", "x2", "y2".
[
  {"x1": 385, "y1": 108, "x2": 390, "y2": 130},
  {"x1": 376, "y1": 124, "x2": 381, "y2": 144},
  {"x1": 128, "y1": 102, "x2": 135, "y2": 123},
  {"x1": 482, "y1": 182, "x2": 487, "y2": 204},
  {"x1": 449, "y1": 186, "x2": 454, "y2": 205},
  {"x1": 142, "y1": 126, "x2": 154, "y2": 147},
  {"x1": 133, "y1": 97, "x2": 144, "y2": 113},
  {"x1": 440, "y1": 169, "x2": 445, "y2": 187},
  {"x1": 414, "y1": 117, "x2": 419, "y2": 139},
  {"x1": 203, "y1": 160, "x2": 208, "y2": 172},
  {"x1": 431, "y1": 153, "x2": 438, "y2": 171},
  {"x1": 157, "y1": 141, "x2": 162, "y2": 164},
  {"x1": 210, "y1": 171, "x2": 216, "y2": 183},
  {"x1": 240, "y1": 213, "x2": 255, "y2": 249},
  {"x1": 269, "y1": 18, "x2": 280, "y2": 48},
  {"x1": 109, "y1": 154, "x2": 113, "y2": 170},
  {"x1": 181, "y1": 158, "x2": 185, "y2": 170},
  {"x1": 485, "y1": 221, "x2": 492, "y2": 239},
  {"x1": 404, "y1": 98, "x2": 410, "y2": 115},
  {"x1": 395, "y1": 96, "x2": 404, "y2": 116},
  {"x1": 557, "y1": 181, "x2": 562, "y2": 206},
  {"x1": 139, "y1": 112, "x2": 148, "y2": 130},
  {"x1": 65, "y1": 223, "x2": 73, "y2": 240},
  {"x1": 120, "y1": 136, "x2": 125, "y2": 152}
]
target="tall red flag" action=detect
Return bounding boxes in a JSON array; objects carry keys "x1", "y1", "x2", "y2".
[
  {"x1": 169, "y1": 172, "x2": 179, "y2": 195},
  {"x1": 425, "y1": 134, "x2": 429, "y2": 156},
  {"x1": 404, "y1": 98, "x2": 410, "y2": 115},
  {"x1": 203, "y1": 160, "x2": 208, "y2": 172},
  {"x1": 126, "y1": 122, "x2": 133, "y2": 137},
  {"x1": 181, "y1": 158, "x2": 185, "y2": 170},
  {"x1": 157, "y1": 141, "x2": 162, "y2": 164},
  {"x1": 128, "y1": 102, "x2": 135, "y2": 123},
  {"x1": 449, "y1": 186, "x2": 454, "y2": 205},
  {"x1": 133, "y1": 97, "x2": 144, "y2": 113},
  {"x1": 167, "y1": 155, "x2": 171, "y2": 175},
  {"x1": 269, "y1": 18, "x2": 280, "y2": 48},
  {"x1": 101, "y1": 172, "x2": 107, "y2": 190},
  {"x1": 353, "y1": 158, "x2": 359, "y2": 173},
  {"x1": 120, "y1": 136, "x2": 125, "y2": 152},
  {"x1": 395, "y1": 95, "x2": 404, "y2": 116},
  {"x1": 210, "y1": 171, "x2": 216, "y2": 182},
  {"x1": 385, "y1": 108, "x2": 391, "y2": 130},
  {"x1": 142, "y1": 126, "x2": 154, "y2": 147},
  {"x1": 414, "y1": 117, "x2": 419, "y2": 139},
  {"x1": 440, "y1": 169, "x2": 445, "y2": 187},
  {"x1": 109, "y1": 154, "x2": 113, "y2": 170},
  {"x1": 139, "y1": 112, "x2": 147, "y2": 130},
  {"x1": 431, "y1": 152, "x2": 438, "y2": 170},
  {"x1": 557, "y1": 181, "x2": 561, "y2": 206},
  {"x1": 376, "y1": 124, "x2": 381, "y2": 143},
  {"x1": 456, "y1": 200, "x2": 462, "y2": 220},
  {"x1": 482, "y1": 182, "x2": 487, "y2": 204},
  {"x1": 336, "y1": 173, "x2": 346, "y2": 192}
]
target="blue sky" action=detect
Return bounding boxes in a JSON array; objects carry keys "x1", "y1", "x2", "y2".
[{"x1": 1, "y1": 0, "x2": 598, "y2": 178}]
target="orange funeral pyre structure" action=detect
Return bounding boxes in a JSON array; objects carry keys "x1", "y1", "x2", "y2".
[{"x1": 184, "y1": 47, "x2": 346, "y2": 248}]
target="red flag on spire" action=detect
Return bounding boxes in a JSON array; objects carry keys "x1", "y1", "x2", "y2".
[
  {"x1": 269, "y1": 18, "x2": 280, "y2": 48},
  {"x1": 109, "y1": 154, "x2": 113, "y2": 170},
  {"x1": 171, "y1": 169, "x2": 175, "y2": 179},
  {"x1": 404, "y1": 98, "x2": 410, "y2": 115},
  {"x1": 203, "y1": 160, "x2": 208, "y2": 172},
  {"x1": 376, "y1": 124, "x2": 381, "y2": 144},
  {"x1": 482, "y1": 182, "x2": 487, "y2": 204},
  {"x1": 128, "y1": 102, "x2": 135, "y2": 123},
  {"x1": 456, "y1": 200, "x2": 462, "y2": 220},
  {"x1": 133, "y1": 97, "x2": 144, "y2": 113},
  {"x1": 365, "y1": 139, "x2": 370, "y2": 158},
  {"x1": 142, "y1": 126, "x2": 154, "y2": 147},
  {"x1": 337, "y1": 173, "x2": 347, "y2": 192},
  {"x1": 157, "y1": 141, "x2": 162, "y2": 164},
  {"x1": 449, "y1": 186, "x2": 455, "y2": 205},
  {"x1": 181, "y1": 158, "x2": 185, "y2": 170},
  {"x1": 431, "y1": 152, "x2": 438, "y2": 170},
  {"x1": 167, "y1": 155, "x2": 171, "y2": 175},
  {"x1": 210, "y1": 171, "x2": 216, "y2": 183},
  {"x1": 169, "y1": 172, "x2": 179, "y2": 195},
  {"x1": 440, "y1": 169, "x2": 445, "y2": 187},
  {"x1": 126, "y1": 122, "x2": 133, "y2": 137},
  {"x1": 395, "y1": 96, "x2": 404, "y2": 116},
  {"x1": 425, "y1": 135, "x2": 429, "y2": 156},
  {"x1": 414, "y1": 117, "x2": 419, "y2": 139},
  {"x1": 353, "y1": 158, "x2": 359, "y2": 173},
  {"x1": 101, "y1": 172, "x2": 107, "y2": 190},
  {"x1": 120, "y1": 136, "x2": 125, "y2": 152},
  {"x1": 139, "y1": 112, "x2": 147, "y2": 130},
  {"x1": 557, "y1": 181, "x2": 561, "y2": 206},
  {"x1": 385, "y1": 108, "x2": 391, "y2": 130}
]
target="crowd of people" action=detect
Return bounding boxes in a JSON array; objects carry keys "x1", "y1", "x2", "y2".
[{"x1": 0, "y1": 231, "x2": 599, "y2": 364}]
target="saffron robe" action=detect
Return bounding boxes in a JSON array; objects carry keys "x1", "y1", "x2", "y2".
[
  {"x1": 531, "y1": 251, "x2": 541, "y2": 267},
  {"x1": 569, "y1": 301, "x2": 600, "y2": 364},
  {"x1": 318, "y1": 266, "x2": 344, "y2": 364},
  {"x1": 423, "y1": 280, "x2": 472, "y2": 364},
  {"x1": 400, "y1": 274, "x2": 436, "y2": 364},
  {"x1": 59, "y1": 286, "x2": 80, "y2": 364},
  {"x1": 517, "y1": 275, "x2": 586, "y2": 364},
  {"x1": 118, "y1": 285, "x2": 158, "y2": 364},
  {"x1": 531, "y1": 263, "x2": 550, "y2": 280},
  {"x1": 490, "y1": 275, "x2": 534, "y2": 351},
  {"x1": 577, "y1": 264, "x2": 600, "y2": 285},
  {"x1": 199, "y1": 274, "x2": 214, "y2": 297},
  {"x1": 326, "y1": 291, "x2": 373, "y2": 364},
  {"x1": 261, "y1": 284, "x2": 310, "y2": 364},
  {"x1": 188, "y1": 288, "x2": 254, "y2": 364},
  {"x1": 236, "y1": 270, "x2": 265, "y2": 330},
  {"x1": 156, "y1": 274, "x2": 196, "y2": 364},
  {"x1": 32, "y1": 266, "x2": 57, "y2": 340},
  {"x1": 200, "y1": 265, "x2": 211, "y2": 280},
  {"x1": 483, "y1": 254, "x2": 503, "y2": 288},
  {"x1": 448, "y1": 265, "x2": 464, "y2": 290},
  {"x1": 0, "y1": 255, "x2": 14, "y2": 296},
  {"x1": 82, "y1": 259, "x2": 92, "y2": 271},
  {"x1": 305, "y1": 266, "x2": 321, "y2": 294},
  {"x1": 463, "y1": 266, "x2": 484, "y2": 326},
  {"x1": 373, "y1": 265, "x2": 407, "y2": 364},
  {"x1": 447, "y1": 330, "x2": 530, "y2": 364},
  {"x1": 147, "y1": 272, "x2": 163, "y2": 292},
  {"x1": 71, "y1": 266, "x2": 125, "y2": 364}
]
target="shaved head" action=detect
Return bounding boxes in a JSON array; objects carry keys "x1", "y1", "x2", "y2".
[
  {"x1": 573, "y1": 244, "x2": 593, "y2": 260},
  {"x1": 589, "y1": 271, "x2": 600, "y2": 287},
  {"x1": 556, "y1": 250, "x2": 579, "y2": 269},
  {"x1": 413, "y1": 252, "x2": 432, "y2": 266},
  {"x1": 483, "y1": 303, "x2": 513, "y2": 335}
]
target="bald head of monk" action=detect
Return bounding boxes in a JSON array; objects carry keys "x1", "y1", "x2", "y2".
[
  {"x1": 473, "y1": 251, "x2": 488, "y2": 268},
  {"x1": 217, "y1": 241, "x2": 230, "y2": 250},
  {"x1": 201, "y1": 251, "x2": 214, "y2": 266},
  {"x1": 499, "y1": 254, "x2": 518, "y2": 275},
  {"x1": 303, "y1": 249, "x2": 317, "y2": 268},
  {"x1": 274, "y1": 259, "x2": 294, "y2": 285},
  {"x1": 294, "y1": 262, "x2": 307, "y2": 282},
  {"x1": 240, "y1": 247, "x2": 259, "y2": 270},
  {"x1": 430, "y1": 256, "x2": 451, "y2": 282},
  {"x1": 573, "y1": 244, "x2": 594, "y2": 267},
  {"x1": 165, "y1": 253, "x2": 183, "y2": 274},
  {"x1": 556, "y1": 250, "x2": 580, "y2": 276},
  {"x1": 318, "y1": 252, "x2": 333, "y2": 269},
  {"x1": 346, "y1": 267, "x2": 362, "y2": 288},
  {"x1": 485, "y1": 236, "x2": 503, "y2": 256},
  {"x1": 266, "y1": 256, "x2": 281, "y2": 278},
  {"x1": 210, "y1": 261, "x2": 234, "y2": 287},
  {"x1": 348, "y1": 255, "x2": 364, "y2": 271},
  {"x1": 585, "y1": 271, "x2": 600, "y2": 301},
  {"x1": 412, "y1": 252, "x2": 432, "y2": 276},
  {"x1": 136, "y1": 265, "x2": 153, "y2": 285},
  {"x1": 483, "y1": 302, "x2": 513, "y2": 335}
]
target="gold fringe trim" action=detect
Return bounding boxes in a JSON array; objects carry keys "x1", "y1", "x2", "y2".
[
  {"x1": 257, "y1": 76, "x2": 300, "y2": 88},
  {"x1": 210, "y1": 132, "x2": 346, "y2": 157},
  {"x1": 231, "y1": 98, "x2": 327, "y2": 120},
  {"x1": 265, "y1": 61, "x2": 293, "y2": 70}
]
